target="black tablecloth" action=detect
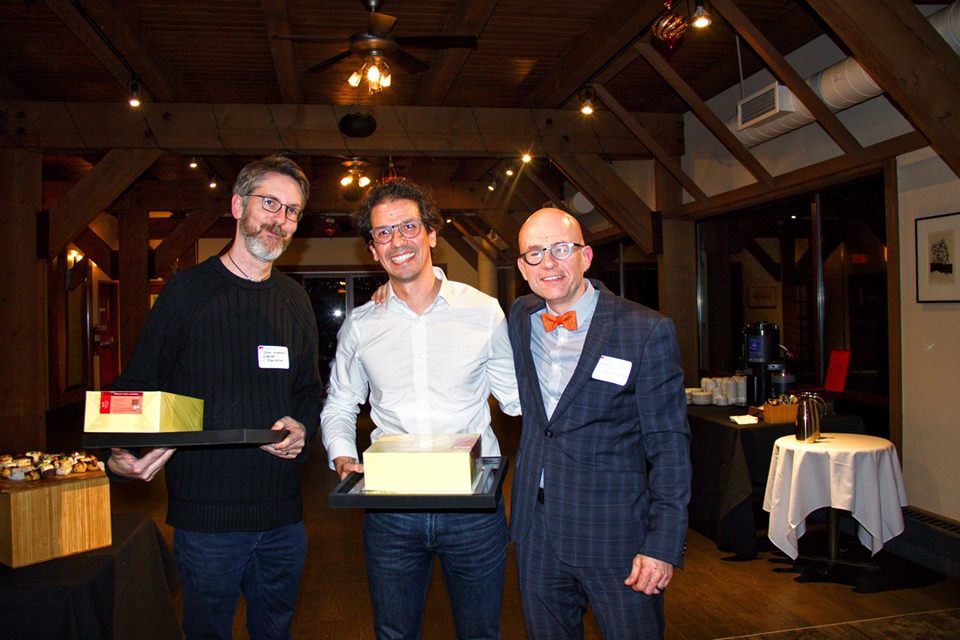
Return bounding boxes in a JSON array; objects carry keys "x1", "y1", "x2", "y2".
[
  {"x1": 687, "y1": 405, "x2": 864, "y2": 559},
  {"x1": 0, "y1": 512, "x2": 180, "y2": 640}
]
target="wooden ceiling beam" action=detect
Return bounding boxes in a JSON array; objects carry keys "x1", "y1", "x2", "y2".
[
  {"x1": 474, "y1": 209, "x2": 521, "y2": 254},
  {"x1": 72, "y1": 227, "x2": 117, "y2": 280},
  {"x1": 675, "y1": 131, "x2": 927, "y2": 219},
  {"x1": 153, "y1": 207, "x2": 228, "y2": 278},
  {"x1": 414, "y1": 0, "x2": 498, "y2": 105},
  {"x1": 450, "y1": 218, "x2": 504, "y2": 265},
  {"x1": 804, "y1": 0, "x2": 960, "y2": 180},
  {"x1": 591, "y1": 83, "x2": 707, "y2": 202},
  {"x1": 440, "y1": 226, "x2": 479, "y2": 269},
  {"x1": 711, "y1": 0, "x2": 865, "y2": 161},
  {"x1": 633, "y1": 39, "x2": 774, "y2": 188},
  {"x1": 523, "y1": 2, "x2": 663, "y2": 108},
  {"x1": 44, "y1": 0, "x2": 180, "y2": 101},
  {"x1": 550, "y1": 152, "x2": 655, "y2": 254},
  {"x1": 260, "y1": 0, "x2": 302, "y2": 103},
  {"x1": 47, "y1": 148, "x2": 163, "y2": 258},
  {"x1": 1, "y1": 102, "x2": 682, "y2": 157}
]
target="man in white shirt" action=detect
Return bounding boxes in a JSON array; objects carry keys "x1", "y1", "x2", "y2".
[{"x1": 320, "y1": 180, "x2": 520, "y2": 640}]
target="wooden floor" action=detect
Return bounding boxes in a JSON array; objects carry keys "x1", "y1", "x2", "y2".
[{"x1": 102, "y1": 411, "x2": 960, "y2": 639}]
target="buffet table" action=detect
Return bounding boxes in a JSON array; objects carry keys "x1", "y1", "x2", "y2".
[
  {"x1": 0, "y1": 512, "x2": 180, "y2": 639},
  {"x1": 686, "y1": 405, "x2": 864, "y2": 559},
  {"x1": 763, "y1": 433, "x2": 908, "y2": 561}
]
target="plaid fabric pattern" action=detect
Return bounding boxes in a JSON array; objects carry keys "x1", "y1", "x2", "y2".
[{"x1": 508, "y1": 281, "x2": 691, "y2": 569}]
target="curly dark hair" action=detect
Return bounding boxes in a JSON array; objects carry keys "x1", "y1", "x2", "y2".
[
  {"x1": 351, "y1": 179, "x2": 444, "y2": 244},
  {"x1": 232, "y1": 155, "x2": 310, "y2": 206}
]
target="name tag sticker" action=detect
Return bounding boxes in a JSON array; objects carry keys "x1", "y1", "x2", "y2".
[
  {"x1": 258, "y1": 345, "x2": 290, "y2": 369},
  {"x1": 592, "y1": 355, "x2": 632, "y2": 386}
]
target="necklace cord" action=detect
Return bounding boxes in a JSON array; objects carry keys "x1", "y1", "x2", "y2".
[{"x1": 227, "y1": 253, "x2": 266, "y2": 282}]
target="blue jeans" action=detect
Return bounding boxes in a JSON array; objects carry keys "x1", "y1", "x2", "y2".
[
  {"x1": 173, "y1": 522, "x2": 307, "y2": 640},
  {"x1": 363, "y1": 500, "x2": 508, "y2": 640}
]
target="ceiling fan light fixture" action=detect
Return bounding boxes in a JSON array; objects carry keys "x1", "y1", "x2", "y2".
[
  {"x1": 348, "y1": 70, "x2": 363, "y2": 87},
  {"x1": 692, "y1": 1, "x2": 712, "y2": 29},
  {"x1": 340, "y1": 175, "x2": 354, "y2": 187}
]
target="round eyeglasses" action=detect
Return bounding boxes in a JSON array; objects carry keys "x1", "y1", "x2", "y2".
[
  {"x1": 519, "y1": 241, "x2": 584, "y2": 266},
  {"x1": 243, "y1": 193, "x2": 304, "y2": 222},
  {"x1": 370, "y1": 219, "x2": 425, "y2": 244}
]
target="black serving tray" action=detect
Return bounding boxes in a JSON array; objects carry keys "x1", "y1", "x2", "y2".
[
  {"x1": 81, "y1": 429, "x2": 286, "y2": 449},
  {"x1": 328, "y1": 456, "x2": 508, "y2": 510}
]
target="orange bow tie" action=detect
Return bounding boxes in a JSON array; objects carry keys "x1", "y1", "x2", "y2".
[{"x1": 541, "y1": 310, "x2": 578, "y2": 332}]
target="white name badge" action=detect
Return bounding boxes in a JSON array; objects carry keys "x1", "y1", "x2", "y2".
[
  {"x1": 258, "y1": 345, "x2": 290, "y2": 369},
  {"x1": 592, "y1": 355, "x2": 632, "y2": 386}
]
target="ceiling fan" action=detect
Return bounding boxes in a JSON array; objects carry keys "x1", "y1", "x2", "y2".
[{"x1": 274, "y1": 0, "x2": 478, "y2": 75}]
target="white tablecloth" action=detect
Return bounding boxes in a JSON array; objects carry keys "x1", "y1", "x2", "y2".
[{"x1": 763, "y1": 433, "x2": 908, "y2": 560}]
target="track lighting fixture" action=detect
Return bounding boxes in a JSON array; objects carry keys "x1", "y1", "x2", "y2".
[
  {"x1": 521, "y1": 153, "x2": 532, "y2": 164},
  {"x1": 579, "y1": 87, "x2": 597, "y2": 115},
  {"x1": 487, "y1": 180, "x2": 496, "y2": 192},
  {"x1": 505, "y1": 168, "x2": 515, "y2": 177},
  {"x1": 128, "y1": 79, "x2": 141, "y2": 108},
  {"x1": 208, "y1": 174, "x2": 218, "y2": 189},
  {"x1": 692, "y1": 1, "x2": 712, "y2": 29},
  {"x1": 189, "y1": 156, "x2": 198, "y2": 169}
]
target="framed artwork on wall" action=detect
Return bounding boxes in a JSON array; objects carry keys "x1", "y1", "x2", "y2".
[
  {"x1": 746, "y1": 285, "x2": 777, "y2": 308},
  {"x1": 916, "y1": 212, "x2": 960, "y2": 303}
]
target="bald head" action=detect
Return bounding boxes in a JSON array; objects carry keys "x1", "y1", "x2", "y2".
[
  {"x1": 518, "y1": 208, "x2": 585, "y2": 251},
  {"x1": 516, "y1": 208, "x2": 593, "y2": 313}
]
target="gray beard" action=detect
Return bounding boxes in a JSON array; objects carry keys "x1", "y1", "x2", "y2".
[{"x1": 240, "y1": 213, "x2": 290, "y2": 262}]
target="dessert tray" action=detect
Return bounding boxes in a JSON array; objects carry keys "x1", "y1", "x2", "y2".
[{"x1": 328, "y1": 456, "x2": 507, "y2": 510}]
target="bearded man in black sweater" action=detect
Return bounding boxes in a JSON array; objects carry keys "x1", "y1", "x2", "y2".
[{"x1": 108, "y1": 155, "x2": 320, "y2": 640}]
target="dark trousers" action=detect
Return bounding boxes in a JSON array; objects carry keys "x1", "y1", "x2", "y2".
[{"x1": 515, "y1": 501, "x2": 665, "y2": 640}]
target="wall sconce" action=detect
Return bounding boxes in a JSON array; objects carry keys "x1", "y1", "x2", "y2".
[
  {"x1": 128, "y1": 79, "x2": 142, "y2": 108},
  {"x1": 348, "y1": 56, "x2": 392, "y2": 93},
  {"x1": 579, "y1": 87, "x2": 597, "y2": 115},
  {"x1": 691, "y1": 1, "x2": 712, "y2": 29}
]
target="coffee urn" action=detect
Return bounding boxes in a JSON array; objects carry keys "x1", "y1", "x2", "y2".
[{"x1": 742, "y1": 321, "x2": 780, "y2": 405}]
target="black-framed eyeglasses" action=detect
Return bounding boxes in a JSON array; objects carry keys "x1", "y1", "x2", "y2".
[
  {"x1": 370, "y1": 218, "x2": 425, "y2": 244},
  {"x1": 520, "y1": 242, "x2": 584, "y2": 266},
  {"x1": 243, "y1": 193, "x2": 304, "y2": 222}
]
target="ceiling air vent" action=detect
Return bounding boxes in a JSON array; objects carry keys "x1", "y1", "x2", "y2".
[{"x1": 736, "y1": 82, "x2": 796, "y2": 130}]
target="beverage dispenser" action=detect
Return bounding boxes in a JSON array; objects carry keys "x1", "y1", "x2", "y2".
[{"x1": 742, "y1": 321, "x2": 780, "y2": 405}]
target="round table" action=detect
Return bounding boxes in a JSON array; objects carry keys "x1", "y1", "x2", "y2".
[{"x1": 762, "y1": 433, "x2": 908, "y2": 562}]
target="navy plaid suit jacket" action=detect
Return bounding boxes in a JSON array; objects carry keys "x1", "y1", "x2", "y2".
[{"x1": 508, "y1": 281, "x2": 691, "y2": 569}]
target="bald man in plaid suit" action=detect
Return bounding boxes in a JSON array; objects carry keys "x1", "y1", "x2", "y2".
[{"x1": 508, "y1": 208, "x2": 691, "y2": 639}]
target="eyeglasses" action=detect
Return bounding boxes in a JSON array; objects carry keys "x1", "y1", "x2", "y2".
[
  {"x1": 243, "y1": 193, "x2": 304, "y2": 222},
  {"x1": 519, "y1": 242, "x2": 584, "y2": 266},
  {"x1": 370, "y1": 218, "x2": 425, "y2": 244}
]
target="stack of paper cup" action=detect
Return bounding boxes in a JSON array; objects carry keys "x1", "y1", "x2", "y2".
[{"x1": 734, "y1": 375, "x2": 747, "y2": 405}]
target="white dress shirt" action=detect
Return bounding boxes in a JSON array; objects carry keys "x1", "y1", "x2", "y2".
[{"x1": 321, "y1": 267, "x2": 521, "y2": 465}]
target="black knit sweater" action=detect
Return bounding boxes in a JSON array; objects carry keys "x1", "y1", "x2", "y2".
[{"x1": 114, "y1": 256, "x2": 320, "y2": 532}]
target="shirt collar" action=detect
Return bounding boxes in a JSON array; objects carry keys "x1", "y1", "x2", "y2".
[
  {"x1": 544, "y1": 279, "x2": 596, "y2": 317},
  {"x1": 385, "y1": 266, "x2": 452, "y2": 313}
]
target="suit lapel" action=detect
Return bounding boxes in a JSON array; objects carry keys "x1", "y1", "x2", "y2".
[
  {"x1": 517, "y1": 295, "x2": 550, "y2": 424},
  {"x1": 549, "y1": 286, "x2": 616, "y2": 423}
]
